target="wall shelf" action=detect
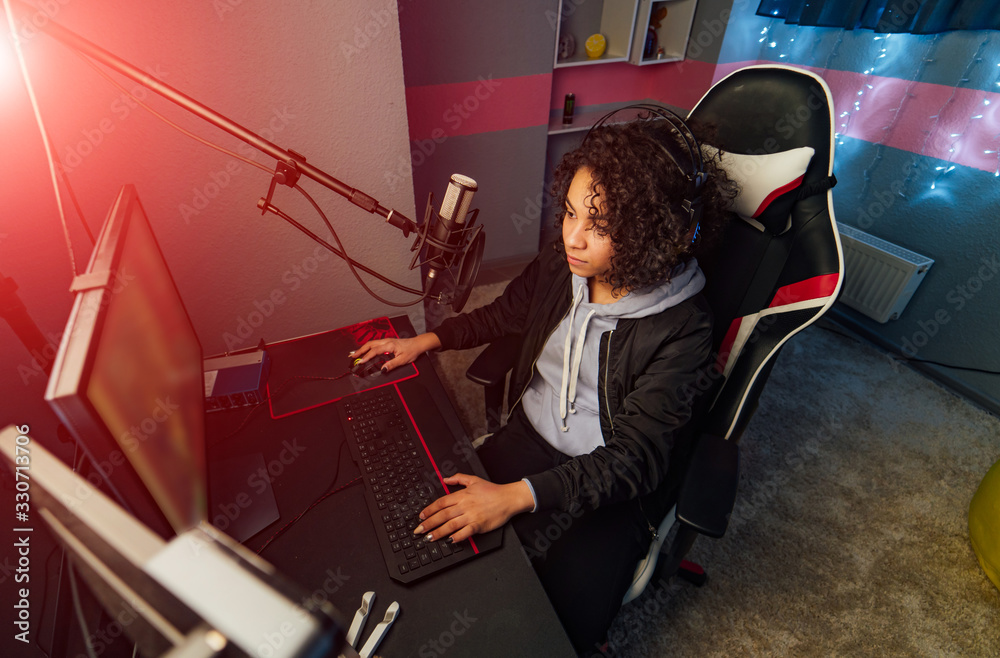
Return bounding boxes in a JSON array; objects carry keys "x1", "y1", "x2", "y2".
[
  {"x1": 554, "y1": 0, "x2": 639, "y2": 68},
  {"x1": 629, "y1": 0, "x2": 698, "y2": 66}
]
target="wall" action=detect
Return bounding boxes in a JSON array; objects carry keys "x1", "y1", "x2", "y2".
[
  {"x1": 396, "y1": 0, "x2": 734, "y2": 265},
  {"x1": 397, "y1": 0, "x2": 558, "y2": 273},
  {"x1": 540, "y1": 0, "x2": 739, "y2": 245},
  {"x1": 712, "y1": 1, "x2": 1000, "y2": 412},
  {"x1": 0, "y1": 1, "x2": 419, "y2": 445}
]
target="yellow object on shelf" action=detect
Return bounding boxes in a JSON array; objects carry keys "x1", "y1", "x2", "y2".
[
  {"x1": 969, "y1": 457, "x2": 1000, "y2": 592},
  {"x1": 585, "y1": 33, "x2": 607, "y2": 59}
]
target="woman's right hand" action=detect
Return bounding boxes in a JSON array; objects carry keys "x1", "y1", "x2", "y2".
[{"x1": 350, "y1": 332, "x2": 442, "y2": 373}]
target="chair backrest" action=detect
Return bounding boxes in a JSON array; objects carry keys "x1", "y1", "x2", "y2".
[{"x1": 687, "y1": 65, "x2": 844, "y2": 442}]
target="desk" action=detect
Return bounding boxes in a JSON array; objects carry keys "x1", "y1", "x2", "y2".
[{"x1": 205, "y1": 317, "x2": 575, "y2": 657}]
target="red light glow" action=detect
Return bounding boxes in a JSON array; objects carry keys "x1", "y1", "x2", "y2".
[{"x1": 1, "y1": 20, "x2": 18, "y2": 93}]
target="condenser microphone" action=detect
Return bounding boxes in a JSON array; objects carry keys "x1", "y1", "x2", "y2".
[{"x1": 424, "y1": 174, "x2": 478, "y2": 289}]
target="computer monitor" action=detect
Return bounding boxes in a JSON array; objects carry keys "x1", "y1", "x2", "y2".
[
  {"x1": 45, "y1": 184, "x2": 207, "y2": 539},
  {"x1": 0, "y1": 425, "x2": 349, "y2": 658}
]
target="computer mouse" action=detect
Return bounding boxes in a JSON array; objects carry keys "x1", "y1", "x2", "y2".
[{"x1": 351, "y1": 352, "x2": 392, "y2": 377}]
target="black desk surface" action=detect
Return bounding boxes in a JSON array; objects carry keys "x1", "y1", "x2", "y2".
[{"x1": 206, "y1": 317, "x2": 575, "y2": 657}]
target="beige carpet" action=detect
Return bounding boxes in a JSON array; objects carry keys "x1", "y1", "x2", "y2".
[{"x1": 427, "y1": 286, "x2": 1000, "y2": 657}]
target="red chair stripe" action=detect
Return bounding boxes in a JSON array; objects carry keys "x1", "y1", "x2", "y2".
[
  {"x1": 768, "y1": 273, "x2": 840, "y2": 309},
  {"x1": 753, "y1": 174, "x2": 806, "y2": 218}
]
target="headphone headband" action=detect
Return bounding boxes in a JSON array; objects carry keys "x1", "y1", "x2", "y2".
[{"x1": 582, "y1": 103, "x2": 706, "y2": 244}]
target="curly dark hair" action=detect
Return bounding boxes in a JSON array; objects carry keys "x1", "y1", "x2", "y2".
[{"x1": 551, "y1": 115, "x2": 738, "y2": 295}]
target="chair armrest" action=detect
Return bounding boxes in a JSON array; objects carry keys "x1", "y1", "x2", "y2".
[
  {"x1": 676, "y1": 433, "x2": 740, "y2": 539},
  {"x1": 465, "y1": 333, "x2": 521, "y2": 388}
]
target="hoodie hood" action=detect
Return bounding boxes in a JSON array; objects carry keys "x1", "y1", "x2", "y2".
[
  {"x1": 521, "y1": 259, "x2": 705, "y2": 457},
  {"x1": 570, "y1": 257, "x2": 705, "y2": 320}
]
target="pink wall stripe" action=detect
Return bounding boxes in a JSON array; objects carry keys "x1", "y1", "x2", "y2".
[
  {"x1": 714, "y1": 60, "x2": 1000, "y2": 174},
  {"x1": 405, "y1": 73, "x2": 553, "y2": 140},
  {"x1": 550, "y1": 59, "x2": 717, "y2": 113}
]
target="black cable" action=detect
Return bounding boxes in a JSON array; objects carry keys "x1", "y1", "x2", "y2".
[
  {"x1": 293, "y1": 184, "x2": 430, "y2": 307},
  {"x1": 215, "y1": 370, "x2": 355, "y2": 445},
  {"x1": 76, "y1": 50, "x2": 271, "y2": 175},
  {"x1": 37, "y1": 122, "x2": 95, "y2": 246},
  {"x1": 74, "y1": 35, "x2": 433, "y2": 308},
  {"x1": 67, "y1": 563, "x2": 98, "y2": 658},
  {"x1": 261, "y1": 197, "x2": 424, "y2": 297},
  {"x1": 889, "y1": 356, "x2": 1000, "y2": 376},
  {"x1": 254, "y1": 440, "x2": 361, "y2": 555},
  {"x1": 818, "y1": 321, "x2": 1000, "y2": 375},
  {"x1": 61, "y1": 164, "x2": 95, "y2": 246}
]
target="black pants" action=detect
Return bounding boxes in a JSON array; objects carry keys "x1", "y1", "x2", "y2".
[{"x1": 477, "y1": 407, "x2": 652, "y2": 655}]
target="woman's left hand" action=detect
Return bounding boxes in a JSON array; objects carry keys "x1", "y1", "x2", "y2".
[{"x1": 413, "y1": 474, "x2": 534, "y2": 543}]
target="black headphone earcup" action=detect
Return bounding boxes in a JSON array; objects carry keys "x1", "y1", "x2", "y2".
[{"x1": 582, "y1": 103, "x2": 706, "y2": 241}]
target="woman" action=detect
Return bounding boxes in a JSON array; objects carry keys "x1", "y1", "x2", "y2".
[{"x1": 352, "y1": 114, "x2": 736, "y2": 653}]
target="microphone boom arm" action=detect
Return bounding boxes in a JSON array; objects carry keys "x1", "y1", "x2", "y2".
[{"x1": 13, "y1": 0, "x2": 419, "y2": 236}]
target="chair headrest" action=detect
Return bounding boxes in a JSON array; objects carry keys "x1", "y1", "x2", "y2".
[{"x1": 703, "y1": 145, "x2": 815, "y2": 235}]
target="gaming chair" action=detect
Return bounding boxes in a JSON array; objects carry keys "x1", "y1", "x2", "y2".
[{"x1": 465, "y1": 64, "x2": 845, "y2": 605}]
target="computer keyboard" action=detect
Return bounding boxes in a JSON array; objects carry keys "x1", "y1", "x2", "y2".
[{"x1": 338, "y1": 384, "x2": 500, "y2": 584}]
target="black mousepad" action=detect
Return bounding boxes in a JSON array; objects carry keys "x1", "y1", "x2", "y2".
[{"x1": 264, "y1": 317, "x2": 418, "y2": 418}]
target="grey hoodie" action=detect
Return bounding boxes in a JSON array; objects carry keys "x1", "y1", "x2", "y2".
[{"x1": 520, "y1": 259, "x2": 705, "y2": 457}]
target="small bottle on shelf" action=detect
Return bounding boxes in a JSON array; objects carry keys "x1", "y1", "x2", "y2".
[{"x1": 563, "y1": 93, "x2": 575, "y2": 125}]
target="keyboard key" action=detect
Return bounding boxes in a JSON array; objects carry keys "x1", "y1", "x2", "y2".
[{"x1": 341, "y1": 386, "x2": 493, "y2": 584}]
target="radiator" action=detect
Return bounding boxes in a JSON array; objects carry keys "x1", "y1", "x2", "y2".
[{"x1": 837, "y1": 223, "x2": 934, "y2": 323}]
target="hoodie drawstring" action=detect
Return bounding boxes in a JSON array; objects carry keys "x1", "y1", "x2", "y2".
[{"x1": 560, "y1": 285, "x2": 596, "y2": 432}]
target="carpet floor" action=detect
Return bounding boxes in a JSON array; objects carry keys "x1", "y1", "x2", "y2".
[{"x1": 426, "y1": 285, "x2": 1000, "y2": 657}]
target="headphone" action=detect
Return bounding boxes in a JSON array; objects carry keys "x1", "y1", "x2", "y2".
[{"x1": 583, "y1": 103, "x2": 707, "y2": 244}]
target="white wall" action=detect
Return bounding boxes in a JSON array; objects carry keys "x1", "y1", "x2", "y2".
[{"x1": 0, "y1": 0, "x2": 419, "y2": 439}]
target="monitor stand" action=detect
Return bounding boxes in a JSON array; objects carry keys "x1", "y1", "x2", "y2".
[{"x1": 208, "y1": 452, "x2": 280, "y2": 543}]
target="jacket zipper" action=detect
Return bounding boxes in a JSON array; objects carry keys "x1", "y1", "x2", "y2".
[
  {"x1": 638, "y1": 499, "x2": 659, "y2": 541},
  {"x1": 603, "y1": 329, "x2": 615, "y2": 435},
  {"x1": 604, "y1": 329, "x2": 657, "y2": 542},
  {"x1": 507, "y1": 308, "x2": 571, "y2": 416}
]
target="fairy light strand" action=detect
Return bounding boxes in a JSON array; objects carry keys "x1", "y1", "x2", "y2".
[
  {"x1": 921, "y1": 34, "x2": 991, "y2": 192},
  {"x1": 860, "y1": 34, "x2": 939, "y2": 199}
]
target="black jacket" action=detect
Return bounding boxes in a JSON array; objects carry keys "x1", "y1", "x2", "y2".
[{"x1": 434, "y1": 246, "x2": 713, "y2": 516}]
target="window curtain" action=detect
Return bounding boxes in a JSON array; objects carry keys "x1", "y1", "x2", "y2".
[{"x1": 756, "y1": 0, "x2": 1000, "y2": 33}]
